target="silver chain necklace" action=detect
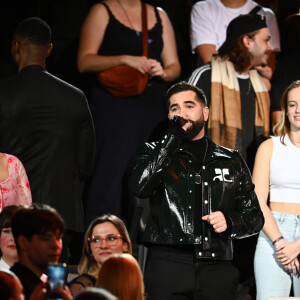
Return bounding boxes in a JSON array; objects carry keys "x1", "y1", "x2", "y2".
[
  {"x1": 195, "y1": 138, "x2": 208, "y2": 185},
  {"x1": 240, "y1": 78, "x2": 251, "y2": 96},
  {"x1": 117, "y1": 0, "x2": 139, "y2": 33}
]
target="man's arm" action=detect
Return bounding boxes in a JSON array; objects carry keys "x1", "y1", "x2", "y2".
[
  {"x1": 269, "y1": 55, "x2": 292, "y2": 128},
  {"x1": 187, "y1": 65, "x2": 212, "y2": 108},
  {"x1": 195, "y1": 45, "x2": 218, "y2": 65},
  {"x1": 223, "y1": 152, "x2": 264, "y2": 238},
  {"x1": 129, "y1": 132, "x2": 182, "y2": 198},
  {"x1": 75, "y1": 92, "x2": 95, "y2": 180},
  {"x1": 190, "y1": 1, "x2": 215, "y2": 63},
  {"x1": 259, "y1": 8, "x2": 281, "y2": 89}
]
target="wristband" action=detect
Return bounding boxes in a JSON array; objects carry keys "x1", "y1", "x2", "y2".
[{"x1": 272, "y1": 236, "x2": 284, "y2": 246}]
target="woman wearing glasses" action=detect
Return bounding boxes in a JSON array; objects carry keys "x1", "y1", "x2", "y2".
[{"x1": 78, "y1": 214, "x2": 132, "y2": 279}]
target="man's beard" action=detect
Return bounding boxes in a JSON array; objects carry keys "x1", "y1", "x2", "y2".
[{"x1": 185, "y1": 117, "x2": 205, "y2": 140}]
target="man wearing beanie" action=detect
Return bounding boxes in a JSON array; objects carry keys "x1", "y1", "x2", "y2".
[
  {"x1": 188, "y1": 12, "x2": 272, "y2": 173},
  {"x1": 190, "y1": 0, "x2": 280, "y2": 70}
]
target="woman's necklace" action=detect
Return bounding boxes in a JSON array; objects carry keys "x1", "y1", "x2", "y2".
[
  {"x1": 116, "y1": 0, "x2": 139, "y2": 34},
  {"x1": 195, "y1": 138, "x2": 208, "y2": 184}
]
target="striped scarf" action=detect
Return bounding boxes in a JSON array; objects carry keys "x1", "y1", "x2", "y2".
[{"x1": 208, "y1": 56, "x2": 270, "y2": 153}]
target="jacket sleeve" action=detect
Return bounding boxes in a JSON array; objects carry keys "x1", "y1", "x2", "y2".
[
  {"x1": 223, "y1": 152, "x2": 264, "y2": 239},
  {"x1": 129, "y1": 133, "x2": 182, "y2": 198},
  {"x1": 75, "y1": 92, "x2": 96, "y2": 180}
]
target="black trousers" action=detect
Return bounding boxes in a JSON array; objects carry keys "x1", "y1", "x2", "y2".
[{"x1": 144, "y1": 246, "x2": 239, "y2": 300}]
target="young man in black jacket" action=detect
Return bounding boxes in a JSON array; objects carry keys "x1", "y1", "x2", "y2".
[{"x1": 129, "y1": 81, "x2": 264, "y2": 300}]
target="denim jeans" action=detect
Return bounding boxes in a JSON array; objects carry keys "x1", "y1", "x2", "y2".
[{"x1": 254, "y1": 211, "x2": 300, "y2": 300}]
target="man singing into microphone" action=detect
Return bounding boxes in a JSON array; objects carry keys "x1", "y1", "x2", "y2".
[{"x1": 129, "y1": 81, "x2": 264, "y2": 300}]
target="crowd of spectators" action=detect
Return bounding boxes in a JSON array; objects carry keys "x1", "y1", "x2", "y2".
[{"x1": 0, "y1": 1, "x2": 299, "y2": 299}]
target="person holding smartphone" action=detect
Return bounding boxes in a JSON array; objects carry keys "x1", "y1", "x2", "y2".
[{"x1": 10, "y1": 204, "x2": 72, "y2": 300}]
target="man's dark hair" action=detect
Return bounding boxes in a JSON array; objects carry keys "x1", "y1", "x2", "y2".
[
  {"x1": 217, "y1": 13, "x2": 267, "y2": 72},
  {"x1": 166, "y1": 81, "x2": 207, "y2": 107},
  {"x1": 11, "y1": 204, "x2": 65, "y2": 248},
  {"x1": 218, "y1": 13, "x2": 267, "y2": 55},
  {"x1": 14, "y1": 17, "x2": 51, "y2": 45},
  {"x1": 219, "y1": 30, "x2": 258, "y2": 73}
]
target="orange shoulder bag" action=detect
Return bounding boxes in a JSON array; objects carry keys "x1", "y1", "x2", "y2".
[{"x1": 96, "y1": 3, "x2": 149, "y2": 98}]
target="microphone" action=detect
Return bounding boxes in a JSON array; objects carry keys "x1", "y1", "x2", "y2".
[{"x1": 172, "y1": 115, "x2": 188, "y2": 127}]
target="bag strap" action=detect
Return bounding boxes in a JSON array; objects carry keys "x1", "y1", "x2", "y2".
[
  {"x1": 101, "y1": 2, "x2": 113, "y2": 17},
  {"x1": 249, "y1": 5, "x2": 262, "y2": 15},
  {"x1": 141, "y1": 3, "x2": 149, "y2": 57}
]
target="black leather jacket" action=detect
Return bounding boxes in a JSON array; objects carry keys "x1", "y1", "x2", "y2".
[{"x1": 129, "y1": 133, "x2": 264, "y2": 260}]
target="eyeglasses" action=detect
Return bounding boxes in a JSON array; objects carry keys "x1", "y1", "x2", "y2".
[{"x1": 88, "y1": 235, "x2": 123, "y2": 247}]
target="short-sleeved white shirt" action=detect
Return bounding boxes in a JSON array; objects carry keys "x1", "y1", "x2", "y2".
[{"x1": 190, "y1": 0, "x2": 280, "y2": 54}]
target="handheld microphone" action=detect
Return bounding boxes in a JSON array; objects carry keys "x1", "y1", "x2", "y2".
[{"x1": 172, "y1": 115, "x2": 188, "y2": 127}]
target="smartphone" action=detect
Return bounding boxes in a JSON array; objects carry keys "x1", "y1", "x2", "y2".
[{"x1": 47, "y1": 263, "x2": 67, "y2": 299}]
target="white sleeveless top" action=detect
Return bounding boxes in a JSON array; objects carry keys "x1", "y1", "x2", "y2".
[{"x1": 270, "y1": 135, "x2": 300, "y2": 203}]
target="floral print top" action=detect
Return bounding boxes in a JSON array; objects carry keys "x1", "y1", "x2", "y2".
[{"x1": 0, "y1": 154, "x2": 32, "y2": 211}]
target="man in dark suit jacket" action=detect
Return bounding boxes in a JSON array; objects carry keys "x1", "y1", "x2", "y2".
[{"x1": 0, "y1": 17, "x2": 95, "y2": 262}]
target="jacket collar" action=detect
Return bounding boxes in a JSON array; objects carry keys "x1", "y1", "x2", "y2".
[
  {"x1": 178, "y1": 137, "x2": 233, "y2": 164},
  {"x1": 20, "y1": 65, "x2": 46, "y2": 73},
  {"x1": 204, "y1": 139, "x2": 233, "y2": 164}
]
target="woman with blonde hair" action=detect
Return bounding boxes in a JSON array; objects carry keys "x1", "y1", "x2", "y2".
[
  {"x1": 254, "y1": 80, "x2": 300, "y2": 299},
  {"x1": 78, "y1": 214, "x2": 132, "y2": 279},
  {"x1": 97, "y1": 253, "x2": 144, "y2": 300}
]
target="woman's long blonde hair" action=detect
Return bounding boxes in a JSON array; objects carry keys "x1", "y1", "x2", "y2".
[
  {"x1": 97, "y1": 253, "x2": 144, "y2": 300},
  {"x1": 78, "y1": 215, "x2": 132, "y2": 278},
  {"x1": 273, "y1": 80, "x2": 300, "y2": 144}
]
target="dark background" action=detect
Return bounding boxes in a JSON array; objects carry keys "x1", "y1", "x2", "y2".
[{"x1": 0, "y1": 0, "x2": 298, "y2": 87}]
